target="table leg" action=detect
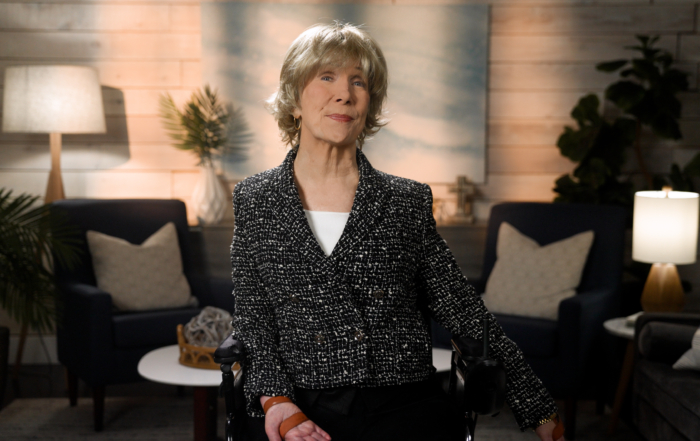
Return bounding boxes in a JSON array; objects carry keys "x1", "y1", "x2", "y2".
[
  {"x1": 608, "y1": 340, "x2": 635, "y2": 435},
  {"x1": 193, "y1": 386, "x2": 218, "y2": 441}
]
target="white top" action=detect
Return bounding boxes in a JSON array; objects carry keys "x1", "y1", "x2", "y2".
[
  {"x1": 137, "y1": 345, "x2": 224, "y2": 387},
  {"x1": 304, "y1": 210, "x2": 350, "y2": 256}
]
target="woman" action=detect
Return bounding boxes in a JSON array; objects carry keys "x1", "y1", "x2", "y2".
[{"x1": 231, "y1": 22, "x2": 564, "y2": 441}]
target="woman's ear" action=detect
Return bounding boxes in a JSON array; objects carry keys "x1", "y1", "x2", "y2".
[{"x1": 292, "y1": 108, "x2": 301, "y2": 119}]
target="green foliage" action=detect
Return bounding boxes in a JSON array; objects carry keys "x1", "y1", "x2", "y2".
[
  {"x1": 159, "y1": 85, "x2": 250, "y2": 166},
  {"x1": 554, "y1": 35, "x2": 691, "y2": 205},
  {"x1": 0, "y1": 189, "x2": 81, "y2": 332}
]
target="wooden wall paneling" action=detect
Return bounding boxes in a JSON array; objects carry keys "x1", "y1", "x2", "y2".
[
  {"x1": 491, "y1": 35, "x2": 677, "y2": 62},
  {"x1": 171, "y1": 4, "x2": 201, "y2": 31},
  {"x1": 111, "y1": 144, "x2": 198, "y2": 170},
  {"x1": 476, "y1": 173, "x2": 559, "y2": 201},
  {"x1": 0, "y1": 60, "x2": 187, "y2": 88},
  {"x1": 0, "y1": 32, "x2": 201, "y2": 59},
  {"x1": 0, "y1": 3, "x2": 171, "y2": 31},
  {"x1": 488, "y1": 120, "x2": 571, "y2": 146},
  {"x1": 489, "y1": 90, "x2": 602, "y2": 119},
  {"x1": 488, "y1": 147, "x2": 575, "y2": 174},
  {"x1": 489, "y1": 62, "x2": 698, "y2": 91},
  {"x1": 106, "y1": 89, "x2": 196, "y2": 116},
  {"x1": 182, "y1": 60, "x2": 202, "y2": 87},
  {"x1": 172, "y1": 169, "x2": 206, "y2": 225},
  {"x1": 680, "y1": 35, "x2": 700, "y2": 62},
  {"x1": 62, "y1": 170, "x2": 173, "y2": 198},
  {"x1": 0, "y1": 171, "x2": 48, "y2": 196},
  {"x1": 491, "y1": 5, "x2": 694, "y2": 35}
]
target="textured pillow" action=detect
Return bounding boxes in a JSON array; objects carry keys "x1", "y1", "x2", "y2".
[
  {"x1": 673, "y1": 327, "x2": 700, "y2": 370},
  {"x1": 482, "y1": 222, "x2": 594, "y2": 320},
  {"x1": 86, "y1": 222, "x2": 197, "y2": 311}
]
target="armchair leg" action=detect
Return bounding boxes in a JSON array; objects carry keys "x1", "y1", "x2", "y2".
[
  {"x1": 93, "y1": 386, "x2": 105, "y2": 432},
  {"x1": 65, "y1": 369, "x2": 78, "y2": 407},
  {"x1": 565, "y1": 396, "x2": 577, "y2": 440}
]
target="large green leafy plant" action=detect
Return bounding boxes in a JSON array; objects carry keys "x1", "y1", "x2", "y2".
[
  {"x1": 554, "y1": 36, "x2": 692, "y2": 205},
  {"x1": 0, "y1": 189, "x2": 80, "y2": 333},
  {"x1": 159, "y1": 85, "x2": 250, "y2": 167}
]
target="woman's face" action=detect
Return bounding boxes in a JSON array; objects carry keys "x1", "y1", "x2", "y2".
[{"x1": 293, "y1": 64, "x2": 370, "y2": 150}]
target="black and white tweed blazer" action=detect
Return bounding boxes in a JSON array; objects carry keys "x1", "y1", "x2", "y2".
[{"x1": 230, "y1": 148, "x2": 557, "y2": 429}]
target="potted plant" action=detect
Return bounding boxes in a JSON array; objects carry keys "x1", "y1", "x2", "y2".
[
  {"x1": 159, "y1": 85, "x2": 250, "y2": 225},
  {"x1": 553, "y1": 35, "x2": 692, "y2": 206},
  {"x1": 0, "y1": 189, "x2": 80, "y2": 383}
]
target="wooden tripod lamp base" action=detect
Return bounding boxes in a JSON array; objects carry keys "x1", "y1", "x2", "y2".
[
  {"x1": 45, "y1": 132, "x2": 66, "y2": 204},
  {"x1": 641, "y1": 263, "x2": 685, "y2": 312}
]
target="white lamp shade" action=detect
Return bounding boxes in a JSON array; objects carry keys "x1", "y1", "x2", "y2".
[
  {"x1": 633, "y1": 191, "x2": 699, "y2": 264},
  {"x1": 2, "y1": 65, "x2": 106, "y2": 134}
]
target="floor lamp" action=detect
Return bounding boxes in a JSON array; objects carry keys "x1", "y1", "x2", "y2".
[
  {"x1": 1, "y1": 65, "x2": 106, "y2": 385},
  {"x1": 2, "y1": 65, "x2": 106, "y2": 203},
  {"x1": 633, "y1": 188, "x2": 700, "y2": 312}
]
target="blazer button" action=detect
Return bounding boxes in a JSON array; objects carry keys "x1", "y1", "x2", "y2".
[
  {"x1": 354, "y1": 330, "x2": 365, "y2": 342},
  {"x1": 314, "y1": 334, "x2": 326, "y2": 345},
  {"x1": 373, "y1": 289, "x2": 384, "y2": 299},
  {"x1": 290, "y1": 295, "x2": 300, "y2": 304}
]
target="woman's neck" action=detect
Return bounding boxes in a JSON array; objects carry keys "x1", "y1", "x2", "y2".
[
  {"x1": 292, "y1": 143, "x2": 359, "y2": 212},
  {"x1": 293, "y1": 143, "x2": 358, "y2": 182}
]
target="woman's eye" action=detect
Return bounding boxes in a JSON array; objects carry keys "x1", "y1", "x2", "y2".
[
  {"x1": 353, "y1": 81, "x2": 366, "y2": 87},
  {"x1": 321, "y1": 76, "x2": 332, "y2": 81}
]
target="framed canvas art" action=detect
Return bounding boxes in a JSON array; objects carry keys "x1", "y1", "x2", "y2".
[{"x1": 202, "y1": 3, "x2": 488, "y2": 185}]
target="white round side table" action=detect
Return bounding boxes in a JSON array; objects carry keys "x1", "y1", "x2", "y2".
[
  {"x1": 603, "y1": 316, "x2": 637, "y2": 435},
  {"x1": 138, "y1": 345, "x2": 225, "y2": 441}
]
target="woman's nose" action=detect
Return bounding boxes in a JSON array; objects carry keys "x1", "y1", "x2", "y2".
[{"x1": 334, "y1": 79, "x2": 352, "y2": 103}]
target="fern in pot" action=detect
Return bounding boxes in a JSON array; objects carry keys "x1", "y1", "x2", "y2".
[{"x1": 159, "y1": 85, "x2": 249, "y2": 225}]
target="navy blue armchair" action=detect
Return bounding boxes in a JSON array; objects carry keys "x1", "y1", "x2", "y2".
[
  {"x1": 51, "y1": 199, "x2": 235, "y2": 431},
  {"x1": 433, "y1": 202, "x2": 628, "y2": 440}
]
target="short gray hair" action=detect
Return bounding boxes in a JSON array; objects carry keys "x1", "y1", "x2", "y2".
[{"x1": 266, "y1": 22, "x2": 389, "y2": 149}]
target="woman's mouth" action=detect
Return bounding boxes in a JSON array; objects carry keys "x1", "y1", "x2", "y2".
[{"x1": 327, "y1": 114, "x2": 354, "y2": 122}]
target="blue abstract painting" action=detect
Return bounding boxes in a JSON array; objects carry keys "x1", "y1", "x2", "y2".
[{"x1": 202, "y1": 3, "x2": 488, "y2": 184}]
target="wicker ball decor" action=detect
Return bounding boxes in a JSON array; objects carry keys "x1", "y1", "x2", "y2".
[{"x1": 177, "y1": 306, "x2": 233, "y2": 370}]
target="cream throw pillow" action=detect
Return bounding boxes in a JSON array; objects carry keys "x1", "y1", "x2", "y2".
[
  {"x1": 86, "y1": 222, "x2": 197, "y2": 311},
  {"x1": 673, "y1": 327, "x2": 700, "y2": 371},
  {"x1": 482, "y1": 222, "x2": 594, "y2": 320}
]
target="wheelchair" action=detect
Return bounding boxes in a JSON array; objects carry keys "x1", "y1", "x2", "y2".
[{"x1": 214, "y1": 319, "x2": 505, "y2": 441}]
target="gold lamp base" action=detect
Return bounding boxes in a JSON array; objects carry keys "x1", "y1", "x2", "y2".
[{"x1": 641, "y1": 263, "x2": 685, "y2": 312}]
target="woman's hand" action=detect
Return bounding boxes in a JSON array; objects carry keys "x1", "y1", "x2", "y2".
[
  {"x1": 534, "y1": 420, "x2": 564, "y2": 441},
  {"x1": 261, "y1": 396, "x2": 331, "y2": 441}
]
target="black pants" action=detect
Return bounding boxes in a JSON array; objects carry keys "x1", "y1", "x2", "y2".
[{"x1": 242, "y1": 377, "x2": 463, "y2": 441}]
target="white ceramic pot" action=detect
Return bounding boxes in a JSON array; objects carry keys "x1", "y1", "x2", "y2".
[{"x1": 191, "y1": 162, "x2": 227, "y2": 225}]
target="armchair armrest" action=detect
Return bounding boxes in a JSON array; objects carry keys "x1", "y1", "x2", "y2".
[
  {"x1": 57, "y1": 282, "x2": 114, "y2": 354},
  {"x1": 188, "y1": 274, "x2": 235, "y2": 313},
  {"x1": 634, "y1": 313, "x2": 700, "y2": 363},
  {"x1": 558, "y1": 288, "x2": 617, "y2": 374}
]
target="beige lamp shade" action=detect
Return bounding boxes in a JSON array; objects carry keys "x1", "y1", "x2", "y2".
[
  {"x1": 2, "y1": 65, "x2": 106, "y2": 134},
  {"x1": 632, "y1": 190, "x2": 699, "y2": 265}
]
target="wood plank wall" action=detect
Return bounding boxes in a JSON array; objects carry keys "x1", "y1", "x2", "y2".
[
  {"x1": 1, "y1": 0, "x2": 699, "y2": 342},
  {"x1": 0, "y1": 0, "x2": 697, "y2": 219}
]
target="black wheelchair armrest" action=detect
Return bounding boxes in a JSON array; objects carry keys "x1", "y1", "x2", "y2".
[
  {"x1": 449, "y1": 320, "x2": 506, "y2": 420},
  {"x1": 214, "y1": 333, "x2": 246, "y2": 365}
]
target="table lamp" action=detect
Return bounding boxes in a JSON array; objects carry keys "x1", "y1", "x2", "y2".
[
  {"x1": 632, "y1": 188, "x2": 699, "y2": 312},
  {"x1": 2, "y1": 65, "x2": 106, "y2": 203}
]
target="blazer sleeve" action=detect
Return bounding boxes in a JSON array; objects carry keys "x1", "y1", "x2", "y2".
[
  {"x1": 414, "y1": 183, "x2": 558, "y2": 431},
  {"x1": 231, "y1": 183, "x2": 296, "y2": 417}
]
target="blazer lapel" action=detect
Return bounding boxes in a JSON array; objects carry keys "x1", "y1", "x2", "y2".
[
  {"x1": 268, "y1": 148, "x2": 390, "y2": 269},
  {"x1": 330, "y1": 149, "x2": 389, "y2": 262},
  {"x1": 269, "y1": 149, "x2": 330, "y2": 270}
]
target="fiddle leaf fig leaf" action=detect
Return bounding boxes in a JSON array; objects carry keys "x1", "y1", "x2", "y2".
[
  {"x1": 557, "y1": 125, "x2": 597, "y2": 162},
  {"x1": 683, "y1": 153, "x2": 700, "y2": 177},
  {"x1": 570, "y1": 94, "x2": 601, "y2": 126},
  {"x1": 606, "y1": 81, "x2": 646, "y2": 112},
  {"x1": 662, "y1": 69, "x2": 690, "y2": 94},
  {"x1": 597, "y1": 60, "x2": 628, "y2": 72},
  {"x1": 650, "y1": 112, "x2": 682, "y2": 140}
]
